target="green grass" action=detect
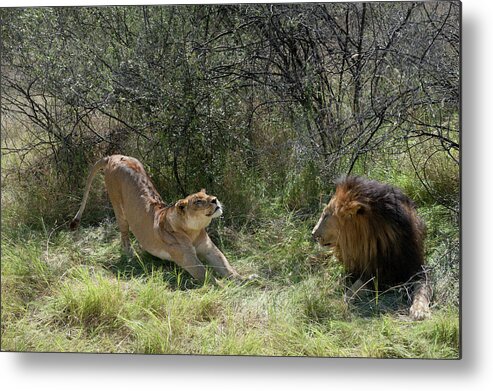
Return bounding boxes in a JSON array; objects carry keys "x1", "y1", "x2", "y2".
[{"x1": 1, "y1": 208, "x2": 460, "y2": 358}]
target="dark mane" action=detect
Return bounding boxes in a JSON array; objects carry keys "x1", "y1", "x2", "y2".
[{"x1": 334, "y1": 176, "x2": 425, "y2": 287}]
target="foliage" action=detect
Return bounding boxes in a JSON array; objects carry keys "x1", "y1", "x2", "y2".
[{"x1": 1, "y1": 3, "x2": 459, "y2": 217}]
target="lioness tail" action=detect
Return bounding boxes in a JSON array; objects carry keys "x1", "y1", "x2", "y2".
[{"x1": 69, "y1": 157, "x2": 109, "y2": 230}]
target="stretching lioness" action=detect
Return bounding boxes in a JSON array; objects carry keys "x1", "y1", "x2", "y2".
[{"x1": 70, "y1": 155, "x2": 240, "y2": 283}]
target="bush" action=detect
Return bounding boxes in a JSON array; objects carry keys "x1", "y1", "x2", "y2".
[{"x1": 283, "y1": 161, "x2": 324, "y2": 213}]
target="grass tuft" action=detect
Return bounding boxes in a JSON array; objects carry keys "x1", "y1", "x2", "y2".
[{"x1": 52, "y1": 267, "x2": 126, "y2": 330}]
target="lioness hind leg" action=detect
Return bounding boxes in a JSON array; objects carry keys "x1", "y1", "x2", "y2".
[
  {"x1": 113, "y1": 207, "x2": 132, "y2": 256},
  {"x1": 409, "y1": 280, "x2": 432, "y2": 321},
  {"x1": 106, "y1": 190, "x2": 133, "y2": 256}
]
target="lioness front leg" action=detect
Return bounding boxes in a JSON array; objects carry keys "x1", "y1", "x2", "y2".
[
  {"x1": 169, "y1": 246, "x2": 208, "y2": 283},
  {"x1": 195, "y1": 236, "x2": 239, "y2": 279}
]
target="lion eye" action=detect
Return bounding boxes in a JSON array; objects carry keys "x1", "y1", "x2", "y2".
[{"x1": 195, "y1": 200, "x2": 205, "y2": 205}]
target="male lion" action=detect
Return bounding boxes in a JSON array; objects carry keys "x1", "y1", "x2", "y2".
[
  {"x1": 312, "y1": 176, "x2": 432, "y2": 320},
  {"x1": 70, "y1": 155, "x2": 240, "y2": 283}
]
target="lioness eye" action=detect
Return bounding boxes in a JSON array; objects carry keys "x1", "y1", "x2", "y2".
[{"x1": 195, "y1": 200, "x2": 205, "y2": 205}]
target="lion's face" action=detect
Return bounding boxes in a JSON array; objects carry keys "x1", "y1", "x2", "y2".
[
  {"x1": 312, "y1": 193, "x2": 366, "y2": 248},
  {"x1": 176, "y1": 189, "x2": 223, "y2": 230},
  {"x1": 311, "y1": 202, "x2": 341, "y2": 248}
]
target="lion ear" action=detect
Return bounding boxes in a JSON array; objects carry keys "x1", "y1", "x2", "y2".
[
  {"x1": 200, "y1": 188, "x2": 207, "y2": 194},
  {"x1": 176, "y1": 199, "x2": 188, "y2": 212},
  {"x1": 345, "y1": 201, "x2": 366, "y2": 217}
]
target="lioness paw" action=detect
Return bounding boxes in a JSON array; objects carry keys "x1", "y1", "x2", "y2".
[{"x1": 227, "y1": 273, "x2": 260, "y2": 286}]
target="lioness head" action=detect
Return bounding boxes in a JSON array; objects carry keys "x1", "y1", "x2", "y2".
[{"x1": 175, "y1": 189, "x2": 223, "y2": 230}]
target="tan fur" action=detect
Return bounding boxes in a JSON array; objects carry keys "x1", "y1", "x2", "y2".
[
  {"x1": 70, "y1": 155, "x2": 239, "y2": 283},
  {"x1": 312, "y1": 177, "x2": 431, "y2": 320}
]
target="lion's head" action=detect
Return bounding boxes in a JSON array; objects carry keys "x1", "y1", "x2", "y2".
[
  {"x1": 175, "y1": 189, "x2": 224, "y2": 230},
  {"x1": 312, "y1": 183, "x2": 376, "y2": 274},
  {"x1": 312, "y1": 176, "x2": 425, "y2": 286}
]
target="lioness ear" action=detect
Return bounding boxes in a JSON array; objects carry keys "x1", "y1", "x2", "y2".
[
  {"x1": 200, "y1": 188, "x2": 207, "y2": 194},
  {"x1": 176, "y1": 199, "x2": 188, "y2": 213}
]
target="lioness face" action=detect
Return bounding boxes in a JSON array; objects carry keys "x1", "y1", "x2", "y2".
[
  {"x1": 177, "y1": 189, "x2": 223, "y2": 230},
  {"x1": 188, "y1": 190, "x2": 223, "y2": 218},
  {"x1": 311, "y1": 202, "x2": 340, "y2": 248}
]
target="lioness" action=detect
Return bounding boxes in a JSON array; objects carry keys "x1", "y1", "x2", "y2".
[{"x1": 70, "y1": 155, "x2": 240, "y2": 283}]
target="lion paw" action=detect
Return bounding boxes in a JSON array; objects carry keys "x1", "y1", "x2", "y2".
[
  {"x1": 344, "y1": 279, "x2": 367, "y2": 302},
  {"x1": 344, "y1": 291, "x2": 354, "y2": 303},
  {"x1": 344, "y1": 289, "x2": 367, "y2": 303},
  {"x1": 409, "y1": 302, "x2": 431, "y2": 321}
]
